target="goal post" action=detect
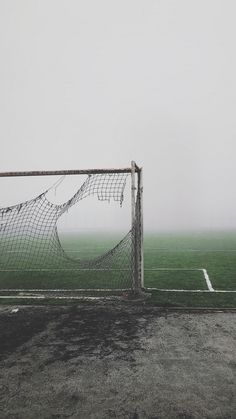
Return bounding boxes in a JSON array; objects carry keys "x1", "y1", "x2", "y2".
[
  {"x1": 0, "y1": 162, "x2": 144, "y2": 297},
  {"x1": 131, "y1": 161, "x2": 144, "y2": 293}
]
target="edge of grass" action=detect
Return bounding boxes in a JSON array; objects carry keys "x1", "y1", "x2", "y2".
[{"x1": 0, "y1": 290, "x2": 235, "y2": 309}]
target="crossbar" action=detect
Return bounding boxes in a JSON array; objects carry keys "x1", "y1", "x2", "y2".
[{"x1": 0, "y1": 167, "x2": 140, "y2": 177}]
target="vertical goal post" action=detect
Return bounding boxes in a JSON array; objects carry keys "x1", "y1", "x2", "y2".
[{"x1": 0, "y1": 162, "x2": 144, "y2": 296}]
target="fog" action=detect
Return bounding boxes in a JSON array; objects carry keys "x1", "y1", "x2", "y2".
[{"x1": 1, "y1": 1, "x2": 236, "y2": 231}]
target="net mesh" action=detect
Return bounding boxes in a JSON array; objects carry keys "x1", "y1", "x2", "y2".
[{"x1": 0, "y1": 173, "x2": 135, "y2": 291}]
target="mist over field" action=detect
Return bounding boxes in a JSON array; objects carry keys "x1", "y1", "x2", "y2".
[{"x1": 1, "y1": 1, "x2": 236, "y2": 232}]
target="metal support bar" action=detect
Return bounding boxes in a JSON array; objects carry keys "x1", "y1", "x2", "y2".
[
  {"x1": 0, "y1": 167, "x2": 140, "y2": 178},
  {"x1": 139, "y1": 168, "x2": 144, "y2": 288},
  {"x1": 131, "y1": 161, "x2": 136, "y2": 230},
  {"x1": 131, "y1": 160, "x2": 139, "y2": 292}
]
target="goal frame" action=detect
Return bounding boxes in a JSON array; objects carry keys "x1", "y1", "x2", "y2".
[{"x1": 0, "y1": 161, "x2": 144, "y2": 295}]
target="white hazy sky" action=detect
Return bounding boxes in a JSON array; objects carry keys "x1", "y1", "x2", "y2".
[{"x1": 1, "y1": 0, "x2": 236, "y2": 231}]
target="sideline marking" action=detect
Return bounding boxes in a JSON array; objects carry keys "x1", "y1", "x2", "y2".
[
  {"x1": 145, "y1": 268, "x2": 201, "y2": 271},
  {"x1": 0, "y1": 295, "x2": 119, "y2": 300},
  {"x1": 0, "y1": 268, "x2": 130, "y2": 272},
  {"x1": 144, "y1": 249, "x2": 236, "y2": 252},
  {"x1": 146, "y1": 288, "x2": 236, "y2": 293},
  {"x1": 0, "y1": 288, "x2": 130, "y2": 292},
  {"x1": 0, "y1": 291, "x2": 236, "y2": 299}
]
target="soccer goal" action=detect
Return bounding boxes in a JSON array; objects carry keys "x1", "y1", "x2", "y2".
[{"x1": 0, "y1": 161, "x2": 144, "y2": 298}]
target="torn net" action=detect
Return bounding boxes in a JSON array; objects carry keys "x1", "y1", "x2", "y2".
[{"x1": 0, "y1": 173, "x2": 134, "y2": 290}]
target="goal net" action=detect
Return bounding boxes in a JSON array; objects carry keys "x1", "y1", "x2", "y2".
[{"x1": 0, "y1": 162, "x2": 143, "y2": 297}]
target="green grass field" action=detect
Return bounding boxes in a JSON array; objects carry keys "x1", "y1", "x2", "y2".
[
  {"x1": 144, "y1": 231, "x2": 236, "y2": 307},
  {"x1": 0, "y1": 231, "x2": 236, "y2": 307}
]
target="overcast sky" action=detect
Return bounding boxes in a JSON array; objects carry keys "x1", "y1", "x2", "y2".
[{"x1": 1, "y1": 0, "x2": 236, "y2": 231}]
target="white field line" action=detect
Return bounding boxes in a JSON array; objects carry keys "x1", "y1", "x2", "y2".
[
  {"x1": 145, "y1": 267, "x2": 214, "y2": 292},
  {"x1": 0, "y1": 268, "x2": 130, "y2": 272},
  {"x1": 0, "y1": 288, "x2": 130, "y2": 292},
  {"x1": 0, "y1": 268, "x2": 201, "y2": 272},
  {"x1": 144, "y1": 249, "x2": 236, "y2": 252},
  {"x1": 146, "y1": 288, "x2": 236, "y2": 293},
  {"x1": 144, "y1": 268, "x2": 214, "y2": 291},
  {"x1": 0, "y1": 267, "x2": 234, "y2": 293},
  {"x1": 0, "y1": 295, "x2": 120, "y2": 300},
  {"x1": 202, "y1": 268, "x2": 214, "y2": 291},
  {"x1": 1, "y1": 290, "x2": 236, "y2": 296},
  {"x1": 145, "y1": 268, "x2": 201, "y2": 271}
]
